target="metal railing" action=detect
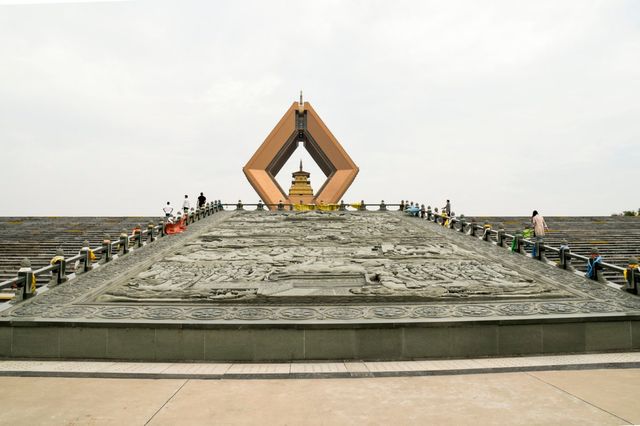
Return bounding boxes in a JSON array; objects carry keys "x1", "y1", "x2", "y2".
[
  {"x1": 413, "y1": 207, "x2": 638, "y2": 294},
  {"x1": 0, "y1": 201, "x2": 224, "y2": 301}
]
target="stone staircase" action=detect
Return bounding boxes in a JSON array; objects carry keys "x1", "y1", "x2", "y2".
[
  {"x1": 0, "y1": 217, "x2": 156, "y2": 284},
  {"x1": 475, "y1": 216, "x2": 640, "y2": 286}
]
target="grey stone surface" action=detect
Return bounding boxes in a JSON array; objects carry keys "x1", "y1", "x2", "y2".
[
  {"x1": 1, "y1": 211, "x2": 640, "y2": 361},
  {"x1": 96, "y1": 212, "x2": 574, "y2": 303},
  {"x1": 106, "y1": 328, "x2": 155, "y2": 360},
  {"x1": 61, "y1": 327, "x2": 107, "y2": 358},
  {"x1": 498, "y1": 325, "x2": 543, "y2": 355},
  {"x1": 2, "y1": 211, "x2": 638, "y2": 325},
  {"x1": 585, "y1": 321, "x2": 632, "y2": 351},
  {"x1": 0, "y1": 327, "x2": 11, "y2": 357},
  {"x1": 155, "y1": 329, "x2": 204, "y2": 361},
  {"x1": 542, "y1": 323, "x2": 586, "y2": 354},
  {"x1": 12, "y1": 327, "x2": 60, "y2": 358}
]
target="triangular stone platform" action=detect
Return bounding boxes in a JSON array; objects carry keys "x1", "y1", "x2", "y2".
[{"x1": 1, "y1": 211, "x2": 639, "y2": 361}]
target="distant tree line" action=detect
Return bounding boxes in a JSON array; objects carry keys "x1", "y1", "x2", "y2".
[{"x1": 612, "y1": 209, "x2": 640, "y2": 217}]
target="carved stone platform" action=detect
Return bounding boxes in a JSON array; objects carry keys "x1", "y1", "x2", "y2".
[{"x1": 1, "y1": 211, "x2": 639, "y2": 361}]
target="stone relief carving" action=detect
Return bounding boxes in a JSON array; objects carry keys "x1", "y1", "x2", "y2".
[
  {"x1": 4, "y1": 211, "x2": 639, "y2": 323},
  {"x1": 96, "y1": 211, "x2": 573, "y2": 303}
]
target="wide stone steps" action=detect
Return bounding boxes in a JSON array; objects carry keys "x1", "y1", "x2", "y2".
[
  {"x1": 0, "y1": 217, "x2": 156, "y2": 284},
  {"x1": 475, "y1": 216, "x2": 640, "y2": 286}
]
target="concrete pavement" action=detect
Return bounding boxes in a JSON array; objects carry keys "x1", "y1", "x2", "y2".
[{"x1": 0, "y1": 367, "x2": 639, "y2": 425}]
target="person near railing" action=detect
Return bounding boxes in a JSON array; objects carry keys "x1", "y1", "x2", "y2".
[
  {"x1": 531, "y1": 210, "x2": 548, "y2": 237},
  {"x1": 165, "y1": 211, "x2": 187, "y2": 234},
  {"x1": 445, "y1": 199, "x2": 451, "y2": 216},
  {"x1": 405, "y1": 203, "x2": 420, "y2": 217},
  {"x1": 586, "y1": 248, "x2": 603, "y2": 280},
  {"x1": 198, "y1": 192, "x2": 206, "y2": 208},
  {"x1": 163, "y1": 201, "x2": 173, "y2": 219},
  {"x1": 420, "y1": 204, "x2": 426, "y2": 219},
  {"x1": 399, "y1": 200, "x2": 405, "y2": 211},
  {"x1": 182, "y1": 194, "x2": 190, "y2": 213}
]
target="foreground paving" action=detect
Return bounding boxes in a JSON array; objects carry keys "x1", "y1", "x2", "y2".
[
  {"x1": 1, "y1": 352, "x2": 640, "y2": 379},
  {"x1": 0, "y1": 367, "x2": 639, "y2": 425}
]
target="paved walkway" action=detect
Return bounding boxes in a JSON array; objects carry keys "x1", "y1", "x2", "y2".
[
  {"x1": 1, "y1": 367, "x2": 639, "y2": 425},
  {"x1": 0, "y1": 354, "x2": 639, "y2": 424},
  {"x1": 1, "y1": 352, "x2": 640, "y2": 379}
]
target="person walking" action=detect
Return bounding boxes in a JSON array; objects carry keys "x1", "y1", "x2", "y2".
[
  {"x1": 531, "y1": 210, "x2": 548, "y2": 237},
  {"x1": 182, "y1": 195, "x2": 190, "y2": 214},
  {"x1": 445, "y1": 200, "x2": 451, "y2": 216},
  {"x1": 162, "y1": 201, "x2": 173, "y2": 219},
  {"x1": 198, "y1": 192, "x2": 206, "y2": 208}
]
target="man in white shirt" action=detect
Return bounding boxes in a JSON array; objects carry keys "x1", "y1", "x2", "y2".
[
  {"x1": 163, "y1": 201, "x2": 173, "y2": 219},
  {"x1": 182, "y1": 195, "x2": 190, "y2": 213}
]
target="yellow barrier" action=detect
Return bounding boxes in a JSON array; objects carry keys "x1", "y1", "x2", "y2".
[{"x1": 293, "y1": 204, "x2": 340, "y2": 211}]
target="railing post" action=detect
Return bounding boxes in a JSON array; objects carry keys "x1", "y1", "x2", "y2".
[
  {"x1": 482, "y1": 223, "x2": 492, "y2": 241},
  {"x1": 496, "y1": 226, "x2": 505, "y2": 247},
  {"x1": 257, "y1": 200, "x2": 264, "y2": 211},
  {"x1": 625, "y1": 259, "x2": 639, "y2": 294},
  {"x1": 158, "y1": 220, "x2": 165, "y2": 237},
  {"x1": 339, "y1": 200, "x2": 346, "y2": 211},
  {"x1": 558, "y1": 241, "x2": 572, "y2": 270},
  {"x1": 379, "y1": 200, "x2": 387, "y2": 211},
  {"x1": 17, "y1": 258, "x2": 35, "y2": 300},
  {"x1": 277, "y1": 201, "x2": 284, "y2": 211},
  {"x1": 133, "y1": 225, "x2": 143, "y2": 247},
  {"x1": 534, "y1": 238, "x2": 545, "y2": 261},
  {"x1": 51, "y1": 248, "x2": 67, "y2": 285},
  {"x1": 120, "y1": 229, "x2": 129, "y2": 254},
  {"x1": 512, "y1": 232, "x2": 523, "y2": 254},
  {"x1": 147, "y1": 223, "x2": 155, "y2": 242},
  {"x1": 189, "y1": 209, "x2": 195, "y2": 224},
  {"x1": 458, "y1": 216, "x2": 466, "y2": 232},
  {"x1": 237, "y1": 200, "x2": 244, "y2": 210},
  {"x1": 468, "y1": 219, "x2": 477, "y2": 237},
  {"x1": 426, "y1": 206, "x2": 432, "y2": 221},
  {"x1": 79, "y1": 240, "x2": 92, "y2": 273},
  {"x1": 358, "y1": 200, "x2": 366, "y2": 211},
  {"x1": 102, "y1": 235, "x2": 112, "y2": 263}
]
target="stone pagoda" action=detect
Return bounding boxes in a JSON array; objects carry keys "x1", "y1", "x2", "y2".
[{"x1": 288, "y1": 160, "x2": 314, "y2": 205}]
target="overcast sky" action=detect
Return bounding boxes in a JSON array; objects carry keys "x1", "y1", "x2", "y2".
[{"x1": 0, "y1": 0, "x2": 638, "y2": 216}]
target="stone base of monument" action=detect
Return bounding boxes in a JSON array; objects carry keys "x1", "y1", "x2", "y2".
[
  {"x1": 2, "y1": 211, "x2": 640, "y2": 362},
  {"x1": 2, "y1": 318, "x2": 640, "y2": 362}
]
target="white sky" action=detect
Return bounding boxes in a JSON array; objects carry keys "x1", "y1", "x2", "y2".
[{"x1": 0, "y1": 0, "x2": 638, "y2": 216}]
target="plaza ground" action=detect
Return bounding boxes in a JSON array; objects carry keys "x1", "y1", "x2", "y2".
[{"x1": 1, "y1": 358, "x2": 640, "y2": 425}]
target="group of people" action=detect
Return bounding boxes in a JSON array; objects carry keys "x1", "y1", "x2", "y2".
[
  {"x1": 400, "y1": 199, "x2": 452, "y2": 222},
  {"x1": 163, "y1": 193, "x2": 208, "y2": 220},
  {"x1": 161, "y1": 192, "x2": 209, "y2": 233}
]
